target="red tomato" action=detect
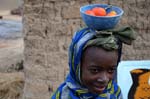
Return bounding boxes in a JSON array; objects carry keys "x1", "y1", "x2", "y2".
[
  {"x1": 92, "y1": 7, "x2": 106, "y2": 16},
  {"x1": 85, "y1": 10, "x2": 95, "y2": 16}
]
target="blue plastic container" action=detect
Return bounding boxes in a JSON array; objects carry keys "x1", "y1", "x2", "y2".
[{"x1": 80, "y1": 4, "x2": 124, "y2": 30}]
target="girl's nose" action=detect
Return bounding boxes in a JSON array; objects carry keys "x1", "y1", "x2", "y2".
[{"x1": 97, "y1": 72, "x2": 109, "y2": 83}]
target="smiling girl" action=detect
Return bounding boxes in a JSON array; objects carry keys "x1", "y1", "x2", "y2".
[{"x1": 51, "y1": 27, "x2": 136, "y2": 99}]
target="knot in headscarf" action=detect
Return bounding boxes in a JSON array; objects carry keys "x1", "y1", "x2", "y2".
[{"x1": 84, "y1": 26, "x2": 137, "y2": 51}]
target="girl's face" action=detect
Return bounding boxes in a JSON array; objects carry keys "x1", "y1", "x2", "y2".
[{"x1": 81, "y1": 47, "x2": 118, "y2": 94}]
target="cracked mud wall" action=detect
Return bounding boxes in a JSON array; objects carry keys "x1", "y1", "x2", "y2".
[{"x1": 23, "y1": 0, "x2": 150, "y2": 99}]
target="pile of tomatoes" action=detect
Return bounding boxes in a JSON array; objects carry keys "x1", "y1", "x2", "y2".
[{"x1": 85, "y1": 7, "x2": 117, "y2": 16}]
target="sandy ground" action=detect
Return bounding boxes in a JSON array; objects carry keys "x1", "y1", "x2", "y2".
[
  {"x1": 0, "y1": 9, "x2": 23, "y2": 72},
  {"x1": 0, "y1": 38, "x2": 23, "y2": 72}
]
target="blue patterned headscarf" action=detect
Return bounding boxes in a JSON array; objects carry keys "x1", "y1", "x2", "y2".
[{"x1": 51, "y1": 27, "x2": 136, "y2": 99}]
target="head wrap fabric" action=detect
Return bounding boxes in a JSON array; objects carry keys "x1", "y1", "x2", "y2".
[
  {"x1": 84, "y1": 26, "x2": 136, "y2": 50},
  {"x1": 51, "y1": 26, "x2": 136, "y2": 99}
]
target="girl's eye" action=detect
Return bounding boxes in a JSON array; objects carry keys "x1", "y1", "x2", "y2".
[
  {"x1": 107, "y1": 68, "x2": 116, "y2": 74},
  {"x1": 89, "y1": 68, "x2": 99, "y2": 74}
]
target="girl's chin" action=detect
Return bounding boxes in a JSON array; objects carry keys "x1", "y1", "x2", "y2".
[{"x1": 91, "y1": 86, "x2": 106, "y2": 94}]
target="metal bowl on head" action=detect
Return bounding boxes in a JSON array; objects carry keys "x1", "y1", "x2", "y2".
[{"x1": 80, "y1": 4, "x2": 124, "y2": 30}]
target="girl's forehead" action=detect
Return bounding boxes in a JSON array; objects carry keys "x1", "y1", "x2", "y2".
[
  {"x1": 83, "y1": 46, "x2": 118, "y2": 57},
  {"x1": 82, "y1": 46, "x2": 118, "y2": 66}
]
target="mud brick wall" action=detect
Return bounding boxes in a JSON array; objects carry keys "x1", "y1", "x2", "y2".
[{"x1": 23, "y1": 0, "x2": 150, "y2": 99}]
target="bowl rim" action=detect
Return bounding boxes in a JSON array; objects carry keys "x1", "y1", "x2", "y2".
[{"x1": 80, "y1": 4, "x2": 124, "y2": 18}]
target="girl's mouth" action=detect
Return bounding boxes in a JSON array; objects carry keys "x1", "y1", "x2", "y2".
[{"x1": 93, "y1": 85, "x2": 106, "y2": 93}]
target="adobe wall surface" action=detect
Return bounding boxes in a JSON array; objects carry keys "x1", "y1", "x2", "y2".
[{"x1": 23, "y1": 0, "x2": 150, "y2": 99}]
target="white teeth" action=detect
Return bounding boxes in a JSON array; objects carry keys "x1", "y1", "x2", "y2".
[{"x1": 97, "y1": 79, "x2": 103, "y2": 82}]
